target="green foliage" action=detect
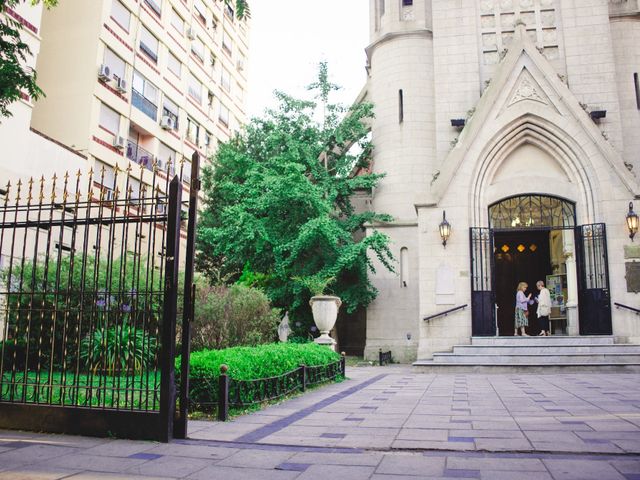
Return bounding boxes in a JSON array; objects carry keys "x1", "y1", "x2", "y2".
[
  {"x1": 0, "y1": 0, "x2": 58, "y2": 119},
  {"x1": 1, "y1": 253, "x2": 162, "y2": 370},
  {"x1": 79, "y1": 325, "x2": 157, "y2": 376},
  {"x1": 233, "y1": 0, "x2": 250, "y2": 20},
  {"x1": 294, "y1": 274, "x2": 335, "y2": 297},
  {"x1": 180, "y1": 342, "x2": 340, "y2": 409},
  {"x1": 191, "y1": 278, "x2": 280, "y2": 350},
  {"x1": 196, "y1": 62, "x2": 394, "y2": 330}
]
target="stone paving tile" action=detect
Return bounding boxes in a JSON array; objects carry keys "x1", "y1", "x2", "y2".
[
  {"x1": 82, "y1": 439, "x2": 158, "y2": 458},
  {"x1": 44, "y1": 453, "x2": 149, "y2": 474},
  {"x1": 185, "y1": 465, "x2": 299, "y2": 480},
  {"x1": 295, "y1": 464, "x2": 375, "y2": 480},
  {"x1": 0, "y1": 466, "x2": 82, "y2": 480},
  {"x1": 376, "y1": 454, "x2": 446, "y2": 476},
  {"x1": 480, "y1": 470, "x2": 553, "y2": 480},
  {"x1": 67, "y1": 474, "x2": 174, "y2": 480},
  {"x1": 473, "y1": 438, "x2": 534, "y2": 451},
  {"x1": 125, "y1": 454, "x2": 211, "y2": 478},
  {"x1": 391, "y1": 439, "x2": 476, "y2": 451},
  {"x1": 543, "y1": 458, "x2": 627, "y2": 480},
  {"x1": 396, "y1": 429, "x2": 449, "y2": 441},
  {"x1": 141, "y1": 443, "x2": 238, "y2": 460},
  {"x1": 215, "y1": 449, "x2": 295, "y2": 469},
  {"x1": 286, "y1": 451, "x2": 383, "y2": 467},
  {"x1": 0, "y1": 444, "x2": 80, "y2": 470},
  {"x1": 446, "y1": 456, "x2": 547, "y2": 472}
]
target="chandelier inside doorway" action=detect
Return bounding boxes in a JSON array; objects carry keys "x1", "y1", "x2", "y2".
[{"x1": 489, "y1": 194, "x2": 576, "y2": 230}]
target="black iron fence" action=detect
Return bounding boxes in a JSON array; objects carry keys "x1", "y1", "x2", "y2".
[
  {"x1": 0, "y1": 155, "x2": 199, "y2": 442},
  {"x1": 186, "y1": 355, "x2": 346, "y2": 422},
  {"x1": 379, "y1": 349, "x2": 392, "y2": 366}
]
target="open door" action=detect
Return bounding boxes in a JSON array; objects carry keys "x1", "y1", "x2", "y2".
[
  {"x1": 575, "y1": 223, "x2": 612, "y2": 335},
  {"x1": 470, "y1": 228, "x2": 496, "y2": 336}
]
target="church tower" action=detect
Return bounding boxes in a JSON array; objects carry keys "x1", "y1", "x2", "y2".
[{"x1": 363, "y1": 0, "x2": 435, "y2": 361}]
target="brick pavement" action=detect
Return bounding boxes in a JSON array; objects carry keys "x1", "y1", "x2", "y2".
[{"x1": 1, "y1": 366, "x2": 639, "y2": 479}]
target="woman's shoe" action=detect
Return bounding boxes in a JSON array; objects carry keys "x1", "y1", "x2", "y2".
[{"x1": 538, "y1": 332, "x2": 545, "y2": 336}]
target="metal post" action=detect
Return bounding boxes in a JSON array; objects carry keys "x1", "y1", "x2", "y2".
[
  {"x1": 340, "y1": 352, "x2": 346, "y2": 377},
  {"x1": 175, "y1": 153, "x2": 200, "y2": 439},
  {"x1": 300, "y1": 364, "x2": 307, "y2": 392},
  {"x1": 158, "y1": 176, "x2": 182, "y2": 442},
  {"x1": 379, "y1": 348, "x2": 383, "y2": 366},
  {"x1": 218, "y1": 365, "x2": 229, "y2": 422}
]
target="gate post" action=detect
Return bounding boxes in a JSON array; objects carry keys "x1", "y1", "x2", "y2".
[
  {"x1": 218, "y1": 365, "x2": 229, "y2": 422},
  {"x1": 174, "y1": 152, "x2": 200, "y2": 439},
  {"x1": 159, "y1": 176, "x2": 182, "y2": 442}
]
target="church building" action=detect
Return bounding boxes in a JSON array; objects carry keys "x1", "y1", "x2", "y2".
[{"x1": 359, "y1": 0, "x2": 640, "y2": 362}]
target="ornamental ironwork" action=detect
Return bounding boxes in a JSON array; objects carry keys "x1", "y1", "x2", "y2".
[{"x1": 489, "y1": 194, "x2": 575, "y2": 229}]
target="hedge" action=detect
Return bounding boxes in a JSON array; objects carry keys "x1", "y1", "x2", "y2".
[{"x1": 177, "y1": 342, "x2": 340, "y2": 411}]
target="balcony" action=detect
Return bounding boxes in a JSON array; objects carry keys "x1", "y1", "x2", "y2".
[
  {"x1": 144, "y1": 0, "x2": 161, "y2": 16},
  {"x1": 126, "y1": 140, "x2": 154, "y2": 172},
  {"x1": 132, "y1": 89, "x2": 158, "y2": 121}
]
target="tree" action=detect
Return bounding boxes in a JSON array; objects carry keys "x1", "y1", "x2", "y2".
[
  {"x1": 0, "y1": 0, "x2": 57, "y2": 119},
  {"x1": 197, "y1": 63, "x2": 394, "y2": 330}
]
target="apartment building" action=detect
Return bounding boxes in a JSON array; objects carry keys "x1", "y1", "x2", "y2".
[
  {"x1": 0, "y1": 3, "x2": 86, "y2": 183},
  {"x1": 29, "y1": 0, "x2": 249, "y2": 195}
]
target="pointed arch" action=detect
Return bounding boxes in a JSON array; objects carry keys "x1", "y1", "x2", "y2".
[{"x1": 469, "y1": 113, "x2": 599, "y2": 228}]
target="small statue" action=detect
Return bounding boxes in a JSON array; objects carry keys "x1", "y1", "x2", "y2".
[{"x1": 278, "y1": 311, "x2": 290, "y2": 342}]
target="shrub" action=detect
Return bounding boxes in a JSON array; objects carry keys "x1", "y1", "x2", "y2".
[
  {"x1": 179, "y1": 342, "x2": 340, "y2": 409},
  {"x1": 80, "y1": 324, "x2": 157, "y2": 375},
  {"x1": 191, "y1": 280, "x2": 280, "y2": 350}
]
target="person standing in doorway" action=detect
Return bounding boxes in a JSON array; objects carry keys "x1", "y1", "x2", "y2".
[
  {"x1": 514, "y1": 282, "x2": 532, "y2": 336},
  {"x1": 536, "y1": 280, "x2": 552, "y2": 336}
]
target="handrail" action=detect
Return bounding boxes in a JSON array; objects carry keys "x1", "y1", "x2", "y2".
[
  {"x1": 423, "y1": 304, "x2": 468, "y2": 322},
  {"x1": 614, "y1": 302, "x2": 640, "y2": 315}
]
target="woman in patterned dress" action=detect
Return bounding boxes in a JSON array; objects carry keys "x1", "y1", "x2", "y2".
[{"x1": 514, "y1": 282, "x2": 532, "y2": 336}]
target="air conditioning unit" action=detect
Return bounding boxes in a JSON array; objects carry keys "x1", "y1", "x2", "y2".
[
  {"x1": 98, "y1": 64, "x2": 111, "y2": 81},
  {"x1": 236, "y1": 59, "x2": 244, "y2": 71},
  {"x1": 116, "y1": 77, "x2": 127, "y2": 93},
  {"x1": 104, "y1": 188, "x2": 115, "y2": 201},
  {"x1": 112, "y1": 135, "x2": 126, "y2": 149},
  {"x1": 187, "y1": 27, "x2": 196, "y2": 40},
  {"x1": 160, "y1": 116, "x2": 174, "y2": 130}
]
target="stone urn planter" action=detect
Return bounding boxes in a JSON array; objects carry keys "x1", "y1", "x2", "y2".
[{"x1": 309, "y1": 295, "x2": 341, "y2": 348}]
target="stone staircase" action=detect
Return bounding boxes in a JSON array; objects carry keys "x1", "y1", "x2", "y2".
[{"x1": 413, "y1": 336, "x2": 640, "y2": 372}]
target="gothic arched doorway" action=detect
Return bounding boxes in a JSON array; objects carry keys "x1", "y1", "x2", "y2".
[{"x1": 470, "y1": 194, "x2": 611, "y2": 336}]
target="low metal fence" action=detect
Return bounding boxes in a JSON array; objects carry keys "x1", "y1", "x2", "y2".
[
  {"x1": 379, "y1": 349, "x2": 392, "y2": 366},
  {"x1": 187, "y1": 354, "x2": 346, "y2": 421}
]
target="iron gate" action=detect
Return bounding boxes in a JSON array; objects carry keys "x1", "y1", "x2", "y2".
[
  {"x1": 0, "y1": 155, "x2": 199, "y2": 442},
  {"x1": 470, "y1": 227, "x2": 496, "y2": 336},
  {"x1": 575, "y1": 223, "x2": 612, "y2": 335}
]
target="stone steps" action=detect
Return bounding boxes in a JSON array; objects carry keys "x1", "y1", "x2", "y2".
[{"x1": 413, "y1": 335, "x2": 640, "y2": 372}]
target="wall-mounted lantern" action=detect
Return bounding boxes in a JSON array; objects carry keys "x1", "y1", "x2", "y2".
[
  {"x1": 439, "y1": 210, "x2": 451, "y2": 248},
  {"x1": 627, "y1": 202, "x2": 639, "y2": 241}
]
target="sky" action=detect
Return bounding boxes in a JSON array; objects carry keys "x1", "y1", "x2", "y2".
[{"x1": 246, "y1": 1, "x2": 370, "y2": 118}]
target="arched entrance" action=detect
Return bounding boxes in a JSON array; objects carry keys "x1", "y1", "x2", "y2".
[{"x1": 470, "y1": 194, "x2": 612, "y2": 337}]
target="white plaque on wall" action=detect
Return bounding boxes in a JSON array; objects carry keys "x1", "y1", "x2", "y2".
[{"x1": 435, "y1": 264, "x2": 455, "y2": 305}]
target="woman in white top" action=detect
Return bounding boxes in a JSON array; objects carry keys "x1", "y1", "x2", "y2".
[{"x1": 536, "y1": 280, "x2": 552, "y2": 336}]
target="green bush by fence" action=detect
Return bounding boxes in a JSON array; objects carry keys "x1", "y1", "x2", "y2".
[{"x1": 178, "y1": 342, "x2": 340, "y2": 411}]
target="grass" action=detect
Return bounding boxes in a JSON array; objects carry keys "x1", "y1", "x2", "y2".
[{"x1": 1, "y1": 371, "x2": 160, "y2": 410}]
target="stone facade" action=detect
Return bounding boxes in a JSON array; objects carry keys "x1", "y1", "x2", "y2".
[{"x1": 361, "y1": 0, "x2": 640, "y2": 362}]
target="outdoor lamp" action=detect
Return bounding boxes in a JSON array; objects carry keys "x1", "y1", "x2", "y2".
[
  {"x1": 627, "y1": 201, "x2": 639, "y2": 241},
  {"x1": 439, "y1": 210, "x2": 451, "y2": 247}
]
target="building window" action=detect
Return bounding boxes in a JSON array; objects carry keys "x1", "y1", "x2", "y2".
[
  {"x1": 218, "y1": 103, "x2": 229, "y2": 127},
  {"x1": 144, "y1": 0, "x2": 162, "y2": 16},
  {"x1": 398, "y1": 89, "x2": 404, "y2": 123},
  {"x1": 224, "y1": 1, "x2": 234, "y2": 20},
  {"x1": 635, "y1": 72, "x2": 640, "y2": 110},
  {"x1": 132, "y1": 70, "x2": 158, "y2": 121},
  {"x1": 400, "y1": 247, "x2": 408, "y2": 287},
  {"x1": 222, "y1": 30, "x2": 233, "y2": 56},
  {"x1": 167, "y1": 51, "x2": 181, "y2": 77},
  {"x1": 162, "y1": 96, "x2": 179, "y2": 128},
  {"x1": 111, "y1": 0, "x2": 131, "y2": 32},
  {"x1": 170, "y1": 8, "x2": 184, "y2": 34},
  {"x1": 96, "y1": 161, "x2": 116, "y2": 192},
  {"x1": 191, "y1": 36, "x2": 205, "y2": 62},
  {"x1": 221, "y1": 67, "x2": 231, "y2": 92},
  {"x1": 235, "y1": 82, "x2": 243, "y2": 101},
  {"x1": 193, "y1": 0, "x2": 207, "y2": 24},
  {"x1": 379, "y1": 0, "x2": 385, "y2": 16},
  {"x1": 99, "y1": 102, "x2": 120, "y2": 135},
  {"x1": 186, "y1": 117, "x2": 200, "y2": 145},
  {"x1": 139, "y1": 26, "x2": 159, "y2": 63},
  {"x1": 402, "y1": 0, "x2": 412, "y2": 5},
  {"x1": 103, "y1": 48, "x2": 125, "y2": 81},
  {"x1": 187, "y1": 72, "x2": 203, "y2": 104},
  {"x1": 158, "y1": 142, "x2": 176, "y2": 174},
  {"x1": 204, "y1": 130, "x2": 212, "y2": 148}
]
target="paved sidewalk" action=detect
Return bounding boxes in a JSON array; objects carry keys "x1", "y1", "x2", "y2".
[{"x1": 1, "y1": 366, "x2": 640, "y2": 479}]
